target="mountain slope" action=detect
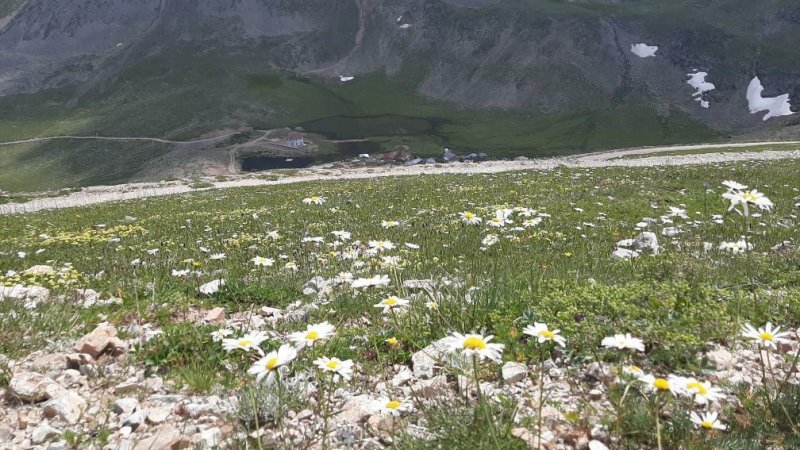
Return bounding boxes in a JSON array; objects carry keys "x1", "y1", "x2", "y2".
[{"x1": 0, "y1": 0, "x2": 797, "y2": 191}]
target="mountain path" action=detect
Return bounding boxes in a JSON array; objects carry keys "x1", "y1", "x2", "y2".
[{"x1": 1, "y1": 141, "x2": 798, "y2": 215}]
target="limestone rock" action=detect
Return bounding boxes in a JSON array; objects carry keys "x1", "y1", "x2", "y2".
[
  {"x1": 411, "y1": 337, "x2": 452, "y2": 379},
  {"x1": 8, "y1": 371, "x2": 62, "y2": 403},
  {"x1": 502, "y1": 362, "x2": 527, "y2": 384},
  {"x1": 73, "y1": 323, "x2": 118, "y2": 358},
  {"x1": 43, "y1": 391, "x2": 87, "y2": 424},
  {"x1": 30, "y1": 423, "x2": 61, "y2": 445}
]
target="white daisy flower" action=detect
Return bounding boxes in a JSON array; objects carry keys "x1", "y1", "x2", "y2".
[
  {"x1": 447, "y1": 332, "x2": 504, "y2": 363},
  {"x1": 373, "y1": 296, "x2": 410, "y2": 313},
  {"x1": 690, "y1": 411, "x2": 727, "y2": 431},
  {"x1": 289, "y1": 322, "x2": 336, "y2": 349},
  {"x1": 601, "y1": 333, "x2": 645, "y2": 352},
  {"x1": 210, "y1": 328, "x2": 233, "y2": 342},
  {"x1": 303, "y1": 196, "x2": 327, "y2": 205},
  {"x1": 375, "y1": 397, "x2": 413, "y2": 416},
  {"x1": 523, "y1": 322, "x2": 566, "y2": 347},
  {"x1": 460, "y1": 211, "x2": 482, "y2": 225},
  {"x1": 247, "y1": 344, "x2": 298, "y2": 384},
  {"x1": 741, "y1": 322, "x2": 791, "y2": 349},
  {"x1": 251, "y1": 256, "x2": 275, "y2": 267},
  {"x1": 222, "y1": 330, "x2": 269, "y2": 354},
  {"x1": 314, "y1": 357, "x2": 354, "y2": 381}
]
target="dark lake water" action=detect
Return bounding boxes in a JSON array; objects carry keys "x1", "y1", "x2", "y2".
[{"x1": 241, "y1": 156, "x2": 314, "y2": 171}]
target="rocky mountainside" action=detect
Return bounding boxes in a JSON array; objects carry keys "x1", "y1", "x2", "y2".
[{"x1": 0, "y1": 0, "x2": 798, "y2": 189}]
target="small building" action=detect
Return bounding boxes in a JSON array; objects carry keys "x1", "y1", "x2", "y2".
[{"x1": 285, "y1": 132, "x2": 305, "y2": 148}]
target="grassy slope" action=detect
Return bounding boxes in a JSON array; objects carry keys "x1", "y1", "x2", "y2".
[{"x1": 1, "y1": 160, "x2": 799, "y2": 448}]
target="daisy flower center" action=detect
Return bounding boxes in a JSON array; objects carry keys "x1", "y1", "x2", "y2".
[
  {"x1": 239, "y1": 339, "x2": 253, "y2": 347},
  {"x1": 653, "y1": 378, "x2": 670, "y2": 391},
  {"x1": 686, "y1": 381, "x2": 707, "y2": 395},
  {"x1": 384, "y1": 298, "x2": 397, "y2": 306},
  {"x1": 760, "y1": 332, "x2": 774, "y2": 341},
  {"x1": 326, "y1": 361, "x2": 340, "y2": 369},
  {"x1": 265, "y1": 357, "x2": 279, "y2": 370},
  {"x1": 463, "y1": 337, "x2": 487, "y2": 350},
  {"x1": 742, "y1": 193, "x2": 757, "y2": 202},
  {"x1": 465, "y1": 212, "x2": 474, "y2": 218},
  {"x1": 311, "y1": 196, "x2": 320, "y2": 201},
  {"x1": 306, "y1": 331, "x2": 320, "y2": 340},
  {"x1": 701, "y1": 420, "x2": 714, "y2": 429},
  {"x1": 538, "y1": 330, "x2": 555, "y2": 339},
  {"x1": 386, "y1": 400, "x2": 402, "y2": 409}
]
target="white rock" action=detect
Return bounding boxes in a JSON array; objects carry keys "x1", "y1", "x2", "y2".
[
  {"x1": 43, "y1": 391, "x2": 87, "y2": 424},
  {"x1": 133, "y1": 426, "x2": 184, "y2": 450},
  {"x1": 113, "y1": 398, "x2": 139, "y2": 416},
  {"x1": 390, "y1": 368, "x2": 414, "y2": 387},
  {"x1": 411, "y1": 337, "x2": 451, "y2": 379},
  {"x1": 589, "y1": 440, "x2": 610, "y2": 450},
  {"x1": 73, "y1": 323, "x2": 118, "y2": 358},
  {"x1": 611, "y1": 248, "x2": 639, "y2": 260},
  {"x1": 502, "y1": 362, "x2": 527, "y2": 384},
  {"x1": 336, "y1": 395, "x2": 380, "y2": 424},
  {"x1": 706, "y1": 346, "x2": 736, "y2": 370},
  {"x1": 30, "y1": 423, "x2": 61, "y2": 445},
  {"x1": 193, "y1": 427, "x2": 222, "y2": 449},
  {"x1": 633, "y1": 231, "x2": 660, "y2": 254},
  {"x1": 146, "y1": 406, "x2": 173, "y2": 425},
  {"x1": 8, "y1": 371, "x2": 62, "y2": 402}
]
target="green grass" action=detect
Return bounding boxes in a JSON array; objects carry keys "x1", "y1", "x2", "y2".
[{"x1": 1, "y1": 160, "x2": 799, "y2": 447}]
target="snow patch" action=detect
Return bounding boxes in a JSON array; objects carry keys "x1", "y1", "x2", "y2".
[
  {"x1": 399, "y1": 23, "x2": 411, "y2": 29},
  {"x1": 686, "y1": 71, "x2": 715, "y2": 109},
  {"x1": 630, "y1": 43, "x2": 658, "y2": 58},
  {"x1": 746, "y1": 77, "x2": 794, "y2": 121},
  {"x1": 339, "y1": 76, "x2": 355, "y2": 82}
]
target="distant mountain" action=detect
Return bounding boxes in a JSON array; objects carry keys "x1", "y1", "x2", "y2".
[{"x1": 0, "y1": 0, "x2": 798, "y2": 190}]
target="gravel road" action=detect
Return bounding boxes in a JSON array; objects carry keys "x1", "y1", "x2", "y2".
[{"x1": 2, "y1": 141, "x2": 798, "y2": 215}]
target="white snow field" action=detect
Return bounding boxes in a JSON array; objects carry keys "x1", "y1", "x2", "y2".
[
  {"x1": 630, "y1": 43, "x2": 658, "y2": 58},
  {"x1": 746, "y1": 77, "x2": 794, "y2": 121}
]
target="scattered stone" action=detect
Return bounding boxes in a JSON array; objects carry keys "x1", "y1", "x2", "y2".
[
  {"x1": 706, "y1": 346, "x2": 736, "y2": 370},
  {"x1": 192, "y1": 427, "x2": 223, "y2": 449},
  {"x1": 296, "y1": 409, "x2": 313, "y2": 420},
  {"x1": 30, "y1": 422, "x2": 61, "y2": 445},
  {"x1": 204, "y1": 307, "x2": 225, "y2": 324},
  {"x1": 336, "y1": 395, "x2": 379, "y2": 424},
  {"x1": 588, "y1": 389, "x2": 604, "y2": 401},
  {"x1": 133, "y1": 425, "x2": 188, "y2": 450},
  {"x1": 43, "y1": 391, "x2": 87, "y2": 424},
  {"x1": 411, "y1": 337, "x2": 451, "y2": 379},
  {"x1": 502, "y1": 362, "x2": 527, "y2": 384},
  {"x1": 73, "y1": 323, "x2": 118, "y2": 358},
  {"x1": 589, "y1": 440, "x2": 610, "y2": 450},
  {"x1": 611, "y1": 248, "x2": 639, "y2": 260},
  {"x1": 390, "y1": 368, "x2": 414, "y2": 387},
  {"x1": 113, "y1": 398, "x2": 139, "y2": 416},
  {"x1": 8, "y1": 371, "x2": 62, "y2": 403},
  {"x1": 410, "y1": 375, "x2": 449, "y2": 399},
  {"x1": 146, "y1": 406, "x2": 173, "y2": 425},
  {"x1": 633, "y1": 231, "x2": 660, "y2": 254},
  {"x1": 114, "y1": 381, "x2": 143, "y2": 395},
  {"x1": 30, "y1": 353, "x2": 66, "y2": 373}
]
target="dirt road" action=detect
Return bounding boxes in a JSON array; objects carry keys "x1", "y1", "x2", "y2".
[{"x1": 1, "y1": 141, "x2": 798, "y2": 215}]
